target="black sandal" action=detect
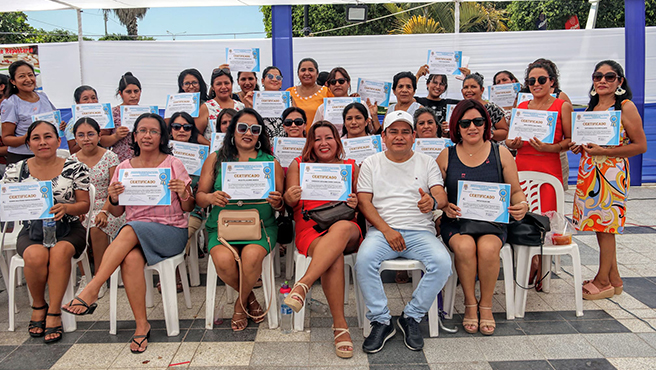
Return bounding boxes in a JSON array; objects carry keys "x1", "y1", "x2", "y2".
[
  {"x1": 44, "y1": 312, "x2": 63, "y2": 344},
  {"x1": 130, "y1": 328, "x2": 151, "y2": 354},
  {"x1": 28, "y1": 304, "x2": 48, "y2": 337},
  {"x1": 62, "y1": 296, "x2": 97, "y2": 316}
]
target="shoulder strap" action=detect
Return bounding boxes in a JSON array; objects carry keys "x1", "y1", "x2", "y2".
[
  {"x1": 18, "y1": 161, "x2": 29, "y2": 183},
  {"x1": 492, "y1": 143, "x2": 504, "y2": 183}
]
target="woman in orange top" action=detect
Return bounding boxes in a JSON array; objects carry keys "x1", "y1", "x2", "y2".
[{"x1": 286, "y1": 58, "x2": 332, "y2": 130}]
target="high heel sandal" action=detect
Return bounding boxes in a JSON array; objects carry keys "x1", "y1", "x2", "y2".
[
  {"x1": 478, "y1": 306, "x2": 496, "y2": 336},
  {"x1": 284, "y1": 282, "x2": 309, "y2": 313},
  {"x1": 248, "y1": 297, "x2": 266, "y2": 324},
  {"x1": 462, "y1": 304, "x2": 479, "y2": 334},
  {"x1": 28, "y1": 304, "x2": 48, "y2": 338},
  {"x1": 44, "y1": 312, "x2": 63, "y2": 343},
  {"x1": 332, "y1": 326, "x2": 354, "y2": 359}
]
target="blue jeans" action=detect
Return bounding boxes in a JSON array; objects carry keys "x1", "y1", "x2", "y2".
[{"x1": 355, "y1": 227, "x2": 452, "y2": 325}]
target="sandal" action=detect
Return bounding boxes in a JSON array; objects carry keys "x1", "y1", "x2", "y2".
[
  {"x1": 130, "y1": 327, "x2": 151, "y2": 354},
  {"x1": 44, "y1": 312, "x2": 63, "y2": 343},
  {"x1": 462, "y1": 304, "x2": 478, "y2": 334},
  {"x1": 585, "y1": 279, "x2": 623, "y2": 296},
  {"x1": 332, "y1": 326, "x2": 353, "y2": 359},
  {"x1": 248, "y1": 296, "x2": 266, "y2": 324},
  {"x1": 231, "y1": 311, "x2": 248, "y2": 332},
  {"x1": 284, "y1": 282, "x2": 309, "y2": 313},
  {"x1": 478, "y1": 306, "x2": 496, "y2": 336},
  {"x1": 582, "y1": 281, "x2": 614, "y2": 300},
  {"x1": 62, "y1": 296, "x2": 97, "y2": 316},
  {"x1": 28, "y1": 304, "x2": 48, "y2": 337}
]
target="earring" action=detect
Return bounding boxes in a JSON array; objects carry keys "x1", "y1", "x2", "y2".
[
  {"x1": 615, "y1": 86, "x2": 626, "y2": 96},
  {"x1": 231, "y1": 136, "x2": 235, "y2": 145},
  {"x1": 590, "y1": 87, "x2": 597, "y2": 96},
  {"x1": 255, "y1": 141, "x2": 261, "y2": 150}
]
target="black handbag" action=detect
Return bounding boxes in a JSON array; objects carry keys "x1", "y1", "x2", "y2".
[
  {"x1": 302, "y1": 201, "x2": 356, "y2": 232},
  {"x1": 276, "y1": 206, "x2": 294, "y2": 244},
  {"x1": 507, "y1": 212, "x2": 550, "y2": 246}
]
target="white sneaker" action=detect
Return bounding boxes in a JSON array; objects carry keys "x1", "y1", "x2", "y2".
[
  {"x1": 97, "y1": 282, "x2": 107, "y2": 299},
  {"x1": 75, "y1": 275, "x2": 88, "y2": 296}
]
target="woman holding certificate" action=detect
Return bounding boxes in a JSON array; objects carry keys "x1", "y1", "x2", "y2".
[
  {"x1": 437, "y1": 99, "x2": 527, "y2": 336},
  {"x1": 197, "y1": 68, "x2": 245, "y2": 144},
  {"x1": 66, "y1": 85, "x2": 99, "y2": 154},
  {"x1": 261, "y1": 66, "x2": 286, "y2": 139},
  {"x1": 286, "y1": 58, "x2": 332, "y2": 127},
  {"x1": 460, "y1": 73, "x2": 509, "y2": 142},
  {"x1": 571, "y1": 61, "x2": 646, "y2": 300},
  {"x1": 341, "y1": 102, "x2": 372, "y2": 139},
  {"x1": 196, "y1": 108, "x2": 283, "y2": 332},
  {"x1": 63, "y1": 113, "x2": 194, "y2": 354},
  {"x1": 177, "y1": 68, "x2": 209, "y2": 104},
  {"x1": 386, "y1": 72, "x2": 422, "y2": 119},
  {"x1": 282, "y1": 107, "x2": 307, "y2": 138},
  {"x1": 3, "y1": 120, "x2": 91, "y2": 343},
  {"x1": 100, "y1": 72, "x2": 141, "y2": 163},
  {"x1": 284, "y1": 121, "x2": 361, "y2": 358}
]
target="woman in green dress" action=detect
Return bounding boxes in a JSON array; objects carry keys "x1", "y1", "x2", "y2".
[{"x1": 196, "y1": 108, "x2": 284, "y2": 331}]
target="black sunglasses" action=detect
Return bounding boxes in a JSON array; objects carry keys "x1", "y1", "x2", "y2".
[
  {"x1": 527, "y1": 76, "x2": 550, "y2": 86},
  {"x1": 458, "y1": 117, "x2": 486, "y2": 129},
  {"x1": 212, "y1": 68, "x2": 231, "y2": 76},
  {"x1": 171, "y1": 123, "x2": 193, "y2": 132},
  {"x1": 327, "y1": 78, "x2": 347, "y2": 86},
  {"x1": 592, "y1": 72, "x2": 618, "y2": 83},
  {"x1": 283, "y1": 118, "x2": 305, "y2": 127}
]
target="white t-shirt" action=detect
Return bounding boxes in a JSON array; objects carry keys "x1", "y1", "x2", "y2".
[{"x1": 358, "y1": 151, "x2": 443, "y2": 233}]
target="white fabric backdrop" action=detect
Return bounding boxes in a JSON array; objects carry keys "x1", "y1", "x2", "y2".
[{"x1": 14, "y1": 27, "x2": 656, "y2": 109}]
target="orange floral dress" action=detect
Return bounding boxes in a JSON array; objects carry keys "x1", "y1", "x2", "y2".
[{"x1": 286, "y1": 85, "x2": 333, "y2": 131}]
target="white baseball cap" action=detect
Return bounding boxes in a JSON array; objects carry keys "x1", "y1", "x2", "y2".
[{"x1": 383, "y1": 110, "x2": 414, "y2": 131}]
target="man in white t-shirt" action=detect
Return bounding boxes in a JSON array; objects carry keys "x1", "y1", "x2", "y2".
[{"x1": 356, "y1": 110, "x2": 452, "y2": 353}]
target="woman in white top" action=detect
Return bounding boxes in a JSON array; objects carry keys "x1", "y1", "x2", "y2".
[{"x1": 196, "y1": 68, "x2": 245, "y2": 145}]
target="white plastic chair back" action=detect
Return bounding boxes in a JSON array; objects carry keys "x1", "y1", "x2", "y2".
[{"x1": 518, "y1": 171, "x2": 565, "y2": 215}]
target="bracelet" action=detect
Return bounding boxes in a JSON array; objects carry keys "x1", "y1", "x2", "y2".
[
  {"x1": 108, "y1": 196, "x2": 119, "y2": 206},
  {"x1": 519, "y1": 200, "x2": 530, "y2": 209},
  {"x1": 98, "y1": 210, "x2": 108, "y2": 215},
  {"x1": 180, "y1": 190, "x2": 191, "y2": 202}
]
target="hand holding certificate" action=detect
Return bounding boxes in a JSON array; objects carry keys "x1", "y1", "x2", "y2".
[
  {"x1": 164, "y1": 93, "x2": 200, "y2": 118},
  {"x1": 299, "y1": 163, "x2": 352, "y2": 201},
  {"x1": 356, "y1": 78, "x2": 392, "y2": 107},
  {"x1": 0, "y1": 181, "x2": 54, "y2": 221},
  {"x1": 457, "y1": 180, "x2": 511, "y2": 223},
  {"x1": 117, "y1": 168, "x2": 172, "y2": 206},
  {"x1": 222, "y1": 162, "x2": 275, "y2": 200},
  {"x1": 571, "y1": 111, "x2": 621, "y2": 146},
  {"x1": 508, "y1": 108, "x2": 558, "y2": 144}
]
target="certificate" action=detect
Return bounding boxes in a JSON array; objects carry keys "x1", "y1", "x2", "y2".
[
  {"x1": 427, "y1": 50, "x2": 463, "y2": 76},
  {"x1": 170, "y1": 141, "x2": 209, "y2": 177},
  {"x1": 571, "y1": 111, "x2": 621, "y2": 146},
  {"x1": 342, "y1": 135, "x2": 382, "y2": 165},
  {"x1": 210, "y1": 133, "x2": 226, "y2": 153},
  {"x1": 445, "y1": 104, "x2": 456, "y2": 123},
  {"x1": 299, "y1": 163, "x2": 352, "y2": 202},
  {"x1": 508, "y1": 108, "x2": 558, "y2": 144},
  {"x1": 32, "y1": 110, "x2": 65, "y2": 138},
  {"x1": 457, "y1": 180, "x2": 510, "y2": 223},
  {"x1": 253, "y1": 91, "x2": 290, "y2": 118},
  {"x1": 356, "y1": 78, "x2": 392, "y2": 107},
  {"x1": 226, "y1": 47, "x2": 260, "y2": 72},
  {"x1": 413, "y1": 138, "x2": 453, "y2": 159},
  {"x1": 489, "y1": 83, "x2": 521, "y2": 109},
  {"x1": 221, "y1": 162, "x2": 275, "y2": 200},
  {"x1": 72, "y1": 103, "x2": 114, "y2": 129},
  {"x1": 0, "y1": 181, "x2": 54, "y2": 221},
  {"x1": 118, "y1": 168, "x2": 171, "y2": 206},
  {"x1": 121, "y1": 105, "x2": 159, "y2": 131},
  {"x1": 273, "y1": 137, "x2": 305, "y2": 168},
  {"x1": 164, "y1": 93, "x2": 200, "y2": 118},
  {"x1": 323, "y1": 97, "x2": 360, "y2": 125},
  {"x1": 516, "y1": 92, "x2": 558, "y2": 105}
]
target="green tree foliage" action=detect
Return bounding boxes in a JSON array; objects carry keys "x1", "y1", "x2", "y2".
[
  {"x1": 385, "y1": 2, "x2": 508, "y2": 34},
  {"x1": 0, "y1": 12, "x2": 33, "y2": 44},
  {"x1": 112, "y1": 8, "x2": 148, "y2": 36},
  {"x1": 98, "y1": 33, "x2": 155, "y2": 41}
]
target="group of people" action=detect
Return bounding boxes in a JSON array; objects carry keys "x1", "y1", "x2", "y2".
[{"x1": 0, "y1": 55, "x2": 646, "y2": 358}]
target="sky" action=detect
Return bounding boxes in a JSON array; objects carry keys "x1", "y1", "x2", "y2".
[{"x1": 24, "y1": 6, "x2": 267, "y2": 40}]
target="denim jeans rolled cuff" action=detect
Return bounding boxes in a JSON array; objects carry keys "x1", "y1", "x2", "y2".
[{"x1": 355, "y1": 227, "x2": 452, "y2": 324}]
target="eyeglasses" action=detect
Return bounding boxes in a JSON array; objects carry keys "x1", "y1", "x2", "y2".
[
  {"x1": 328, "y1": 78, "x2": 347, "y2": 86},
  {"x1": 592, "y1": 72, "x2": 618, "y2": 83},
  {"x1": 283, "y1": 118, "x2": 305, "y2": 127},
  {"x1": 266, "y1": 74, "x2": 283, "y2": 81},
  {"x1": 75, "y1": 132, "x2": 97, "y2": 139},
  {"x1": 527, "y1": 76, "x2": 550, "y2": 86},
  {"x1": 182, "y1": 81, "x2": 199, "y2": 87},
  {"x1": 171, "y1": 123, "x2": 193, "y2": 132},
  {"x1": 136, "y1": 128, "x2": 161, "y2": 136},
  {"x1": 236, "y1": 122, "x2": 262, "y2": 135},
  {"x1": 458, "y1": 117, "x2": 486, "y2": 129}
]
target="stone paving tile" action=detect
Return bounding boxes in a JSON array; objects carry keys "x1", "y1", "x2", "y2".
[
  {"x1": 549, "y1": 358, "x2": 616, "y2": 370},
  {"x1": 583, "y1": 333, "x2": 656, "y2": 358}
]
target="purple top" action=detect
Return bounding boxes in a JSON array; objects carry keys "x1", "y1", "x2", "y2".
[{"x1": 0, "y1": 92, "x2": 56, "y2": 155}]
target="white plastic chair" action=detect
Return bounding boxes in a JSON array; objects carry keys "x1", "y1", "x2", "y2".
[
  {"x1": 290, "y1": 248, "x2": 361, "y2": 331},
  {"x1": 514, "y1": 171, "x2": 583, "y2": 317},
  {"x1": 186, "y1": 219, "x2": 206, "y2": 287},
  {"x1": 109, "y1": 251, "x2": 192, "y2": 336},
  {"x1": 56, "y1": 149, "x2": 71, "y2": 159},
  {"x1": 205, "y1": 249, "x2": 278, "y2": 329}
]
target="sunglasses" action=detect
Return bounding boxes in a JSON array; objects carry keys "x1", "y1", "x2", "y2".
[
  {"x1": 458, "y1": 117, "x2": 486, "y2": 129},
  {"x1": 266, "y1": 73, "x2": 283, "y2": 81},
  {"x1": 212, "y1": 68, "x2": 231, "y2": 76},
  {"x1": 328, "y1": 78, "x2": 347, "y2": 86},
  {"x1": 592, "y1": 72, "x2": 618, "y2": 83},
  {"x1": 171, "y1": 123, "x2": 193, "y2": 132},
  {"x1": 236, "y1": 122, "x2": 262, "y2": 135},
  {"x1": 527, "y1": 76, "x2": 550, "y2": 86},
  {"x1": 283, "y1": 118, "x2": 305, "y2": 127}
]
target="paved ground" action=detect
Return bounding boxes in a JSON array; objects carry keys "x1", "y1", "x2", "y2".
[{"x1": 0, "y1": 187, "x2": 655, "y2": 369}]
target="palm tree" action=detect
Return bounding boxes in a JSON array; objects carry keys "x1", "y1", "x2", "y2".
[
  {"x1": 385, "y1": 2, "x2": 507, "y2": 34},
  {"x1": 112, "y1": 8, "x2": 149, "y2": 37}
]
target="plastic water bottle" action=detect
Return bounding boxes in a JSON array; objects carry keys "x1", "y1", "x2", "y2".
[
  {"x1": 42, "y1": 218, "x2": 56, "y2": 248},
  {"x1": 307, "y1": 298, "x2": 330, "y2": 315},
  {"x1": 279, "y1": 281, "x2": 293, "y2": 334}
]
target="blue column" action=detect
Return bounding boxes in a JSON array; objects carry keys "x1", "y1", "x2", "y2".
[
  {"x1": 625, "y1": 0, "x2": 645, "y2": 186},
  {"x1": 271, "y1": 5, "x2": 294, "y2": 91}
]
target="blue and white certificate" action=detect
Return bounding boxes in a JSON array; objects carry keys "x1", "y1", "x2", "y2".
[
  {"x1": 299, "y1": 163, "x2": 352, "y2": 202},
  {"x1": 356, "y1": 78, "x2": 392, "y2": 107},
  {"x1": 32, "y1": 110, "x2": 65, "y2": 138},
  {"x1": 427, "y1": 50, "x2": 463, "y2": 75},
  {"x1": 571, "y1": 111, "x2": 621, "y2": 146},
  {"x1": 0, "y1": 181, "x2": 54, "y2": 221},
  {"x1": 253, "y1": 91, "x2": 290, "y2": 118},
  {"x1": 508, "y1": 108, "x2": 558, "y2": 144},
  {"x1": 118, "y1": 168, "x2": 171, "y2": 206},
  {"x1": 164, "y1": 93, "x2": 200, "y2": 118},
  {"x1": 516, "y1": 92, "x2": 558, "y2": 105},
  {"x1": 323, "y1": 97, "x2": 360, "y2": 125},
  {"x1": 170, "y1": 141, "x2": 209, "y2": 177},
  {"x1": 445, "y1": 104, "x2": 457, "y2": 123},
  {"x1": 413, "y1": 138, "x2": 454, "y2": 159},
  {"x1": 489, "y1": 83, "x2": 521, "y2": 109},
  {"x1": 121, "y1": 105, "x2": 159, "y2": 131},
  {"x1": 457, "y1": 180, "x2": 510, "y2": 223},
  {"x1": 221, "y1": 162, "x2": 275, "y2": 200},
  {"x1": 210, "y1": 133, "x2": 226, "y2": 153},
  {"x1": 72, "y1": 103, "x2": 114, "y2": 129},
  {"x1": 342, "y1": 135, "x2": 382, "y2": 165},
  {"x1": 273, "y1": 137, "x2": 305, "y2": 168},
  {"x1": 226, "y1": 47, "x2": 260, "y2": 72}
]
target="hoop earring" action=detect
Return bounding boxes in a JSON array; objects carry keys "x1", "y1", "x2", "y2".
[
  {"x1": 590, "y1": 87, "x2": 597, "y2": 96},
  {"x1": 615, "y1": 86, "x2": 626, "y2": 96},
  {"x1": 231, "y1": 136, "x2": 235, "y2": 145},
  {"x1": 255, "y1": 141, "x2": 261, "y2": 150}
]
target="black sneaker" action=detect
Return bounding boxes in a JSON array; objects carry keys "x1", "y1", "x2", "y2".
[
  {"x1": 397, "y1": 314, "x2": 424, "y2": 351},
  {"x1": 362, "y1": 321, "x2": 396, "y2": 354}
]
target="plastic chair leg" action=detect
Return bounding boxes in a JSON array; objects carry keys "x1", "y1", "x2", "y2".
[
  {"x1": 273, "y1": 244, "x2": 281, "y2": 278},
  {"x1": 442, "y1": 252, "x2": 457, "y2": 319},
  {"x1": 109, "y1": 267, "x2": 120, "y2": 335},
  {"x1": 500, "y1": 244, "x2": 515, "y2": 320},
  {"x1": 7, "y1": 259, "x2": 18, "y2": 331},
  {"x1": 570, "y1": 247, "x2": 584, "y2": 317},
  {"x1": 158, "y1": 263, "x2": 180, "y2": 336},
  {"x1": 292, "y1": 251, "x2": 308, "y2": 332},
  {"x1": 514, "y1": 246, "x2": 537, "y2": 318},
  {"x1": 61, "y1": 262, "x2": 77, "y2": 332},
  {"x1": 541, "y1": 255, "x2": 552, "y2": 293},
  {"x1": 205, "y1": 261, "x2": 218, "y2": 329},
  {"x1": 187, "y1": 234, "x2": 201, "y2": 287},
  {"x1": 262, "y1": 253, "x2": 279, "y2": 329},
  {"x1": 177, "y1": 259, "x2": 192, "y2": 309},
  {"x1": 145, "y1": 269, "x2": 154, "y2": 308},
  {"x1": 285, "y1": 241, "x2": 295, "y2": 280}
]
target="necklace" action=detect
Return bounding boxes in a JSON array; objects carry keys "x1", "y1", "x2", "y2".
[{"x1": 462, "y1": 142, "x2": 485, "y2": 157}]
